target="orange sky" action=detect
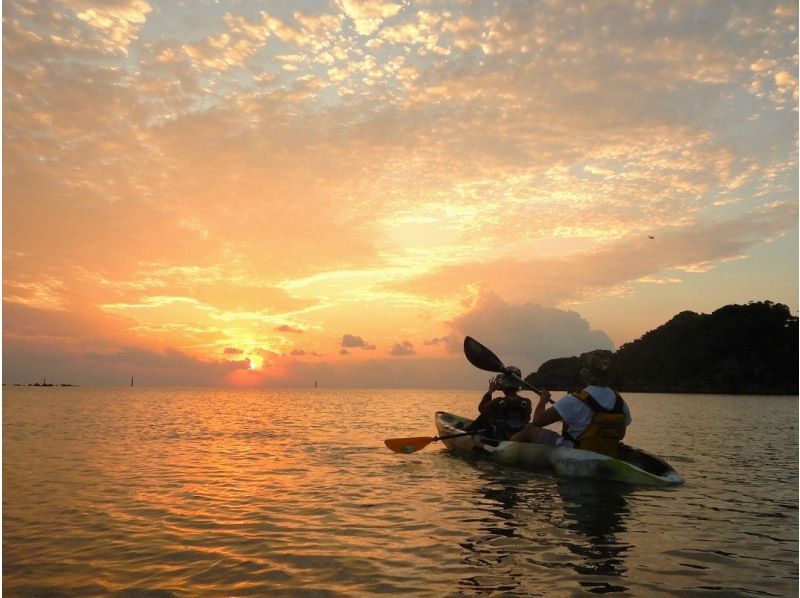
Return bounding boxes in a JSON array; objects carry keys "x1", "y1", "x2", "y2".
[{"x1": 3, "y1": 0, "x2": 798, "y2": 387}]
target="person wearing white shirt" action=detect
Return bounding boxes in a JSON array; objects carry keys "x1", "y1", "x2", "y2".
[{"x1": 510, "y1": 350, "x2": 631, "y2": 455}]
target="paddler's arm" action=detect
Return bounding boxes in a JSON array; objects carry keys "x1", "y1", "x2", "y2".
[
  {"x1": 531, "y1": 389, "x2": 563, "y2": 427},
  {"x1": 477, "y1": 377, "x2": 500, "y2": 413}
]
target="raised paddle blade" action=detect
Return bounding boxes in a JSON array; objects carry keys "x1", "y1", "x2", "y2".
[
  {"x1": 464, "y1": 336, "x2": 545, "y2": 398},
  {"x1": 463, "y1": 336, "x2": 506, "y2": 373},
  {"x1": 384, "y1": 436, "x2": 435, "y2": 454}
]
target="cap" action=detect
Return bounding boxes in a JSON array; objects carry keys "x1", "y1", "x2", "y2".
[
  {"x1": 579, "y1": 350, "x2": 612, "y2": 383},
  {"x1": 497, "y1": 365, "x2": 522, "y2": 389}
]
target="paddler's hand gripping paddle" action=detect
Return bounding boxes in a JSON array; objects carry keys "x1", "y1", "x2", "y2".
[{"x1": 463, "y1": 336, "x2": 549, "y2": 400}]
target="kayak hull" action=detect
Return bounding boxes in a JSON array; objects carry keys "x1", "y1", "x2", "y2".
[{"x1": 435, "y1": 411, "x2": 684, "y2": 487}]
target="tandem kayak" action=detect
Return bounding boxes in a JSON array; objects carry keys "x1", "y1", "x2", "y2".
[{"x1": 435, "y1": 411, "x2": 684, "y2": 487}]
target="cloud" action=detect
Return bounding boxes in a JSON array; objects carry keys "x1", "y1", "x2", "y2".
[
  {"x1": 340, "y1": 333, "x2": 376, "y2": 349},
  {"x1": 389, "y1": 340, "x2": 415, "y2": 356},
  {"x1": 341, "y1": 333, "x2": 367, "y2": 347},
  {"x1": 379, "y1": 12, "x2": 441, "y2": 49},
  {"x1": 337, "y1": 0, "x2": 403, "y2": 35},
  {"x1": 178, "y1": 11, "x2": 275, "y2": 71},
  {"x1": 448, "y1": 290, "x2": 614, "y2": 370},
  {"x1": 276, "y1": 324, "x2": 304, "y2": 333},
  {"x1": 289, "y1": 347, "x2": 321, "y2": 356},
  {"x1": 4, "y1": 277, "x2": 69, "y2": 311},
  {"x1": 387, "y1": 201, "x2": 799, "y2": 307},
  {"x1": 224, "y1": 347, "x2": 244, "y2": 354},
  {"x1": 71, "y1": 0, "x2": 153, "y2": 55}
]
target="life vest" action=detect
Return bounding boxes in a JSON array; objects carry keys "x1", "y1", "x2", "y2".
[
  {"x1": 483, "y1": 395, "x2": 532, "y2": 438},
  {"x1": 564, "y1": 389, "x2": 627, "y2": 456}
]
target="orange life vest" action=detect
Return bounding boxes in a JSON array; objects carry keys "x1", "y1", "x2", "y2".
[{"x1": 564, "y1": 389, "x2": 627, "y2": 456}]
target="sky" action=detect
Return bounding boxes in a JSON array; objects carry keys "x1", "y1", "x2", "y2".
[{"x1": 3, "y1": 0, "x2": 798, "y2": 388}]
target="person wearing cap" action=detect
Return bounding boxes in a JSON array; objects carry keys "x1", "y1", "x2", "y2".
[
  {"x1": 464, "y1": 366, "x2": 533, "y2": 440},
  {"x1": 510, "y1": 350, "x2": 632, "y2": 456}
]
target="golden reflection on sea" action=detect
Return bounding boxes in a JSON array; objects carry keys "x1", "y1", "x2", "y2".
[{"x1": 3, "y1": 387, "x2": 797, "y2": 596}]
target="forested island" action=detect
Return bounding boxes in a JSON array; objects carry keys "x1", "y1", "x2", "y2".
[{"x1": 526, "y1": 301, "x2": 798, "y2": 395}]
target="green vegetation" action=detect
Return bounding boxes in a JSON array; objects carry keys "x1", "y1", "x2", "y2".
[{"x1": 526, "y1": 301, "x2": 798, "y2": 395}]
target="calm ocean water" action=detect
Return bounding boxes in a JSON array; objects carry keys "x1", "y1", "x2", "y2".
[{"x1": 3, "y1": 387, "x2": 797, "y2": 597}]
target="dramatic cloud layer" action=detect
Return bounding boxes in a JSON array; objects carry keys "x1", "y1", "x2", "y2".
[
  {"x1": 449, "y1": 291, "x2": 614, "y2": 370},
  {"x1": 3, "y1": 0, "x2": 797, "y2": 387}
]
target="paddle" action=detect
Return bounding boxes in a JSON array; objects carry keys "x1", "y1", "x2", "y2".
[
  {"x1": 384, "y1": 429, "x2": 485, "y2": 454},
  {"x1": 463, "y1": 335, "x2": 549, "y2": 400}
]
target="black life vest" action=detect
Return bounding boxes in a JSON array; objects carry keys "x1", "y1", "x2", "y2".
[
  {"x1": 563, "y1": 389, "x2": 627, "y2": 456},
  {"x1": 483, "y1": 395, "x2": 532, "y2": 438}
]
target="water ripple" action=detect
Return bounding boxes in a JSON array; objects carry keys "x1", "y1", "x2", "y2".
[{"x1": 4, "y1": 388, "x2": 798, "y2": 596}]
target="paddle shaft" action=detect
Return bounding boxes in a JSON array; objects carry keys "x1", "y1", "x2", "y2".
[
  {"x1": 384, "y1": 428, "x2": 486, "y2": 453},
  {"x1": 434, "y1": 429, "x2": 485, "y2": 442}
]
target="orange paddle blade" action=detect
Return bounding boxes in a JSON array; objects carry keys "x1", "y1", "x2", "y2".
[{"x1": 384, "y1": 436, "x2": 435, "y2": 454}]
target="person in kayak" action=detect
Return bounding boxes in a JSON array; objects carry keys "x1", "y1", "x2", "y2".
[
  {"x1": 510, "y1": 350, "x2": 632, "y2": 456},
  {"x1": 464, "y1": 366, "x2": 533, "y2": 440}
]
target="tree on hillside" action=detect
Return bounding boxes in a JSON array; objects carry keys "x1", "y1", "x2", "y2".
[{"x1": 526, "y1": 301, "x2": 798, "y2": 395}]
